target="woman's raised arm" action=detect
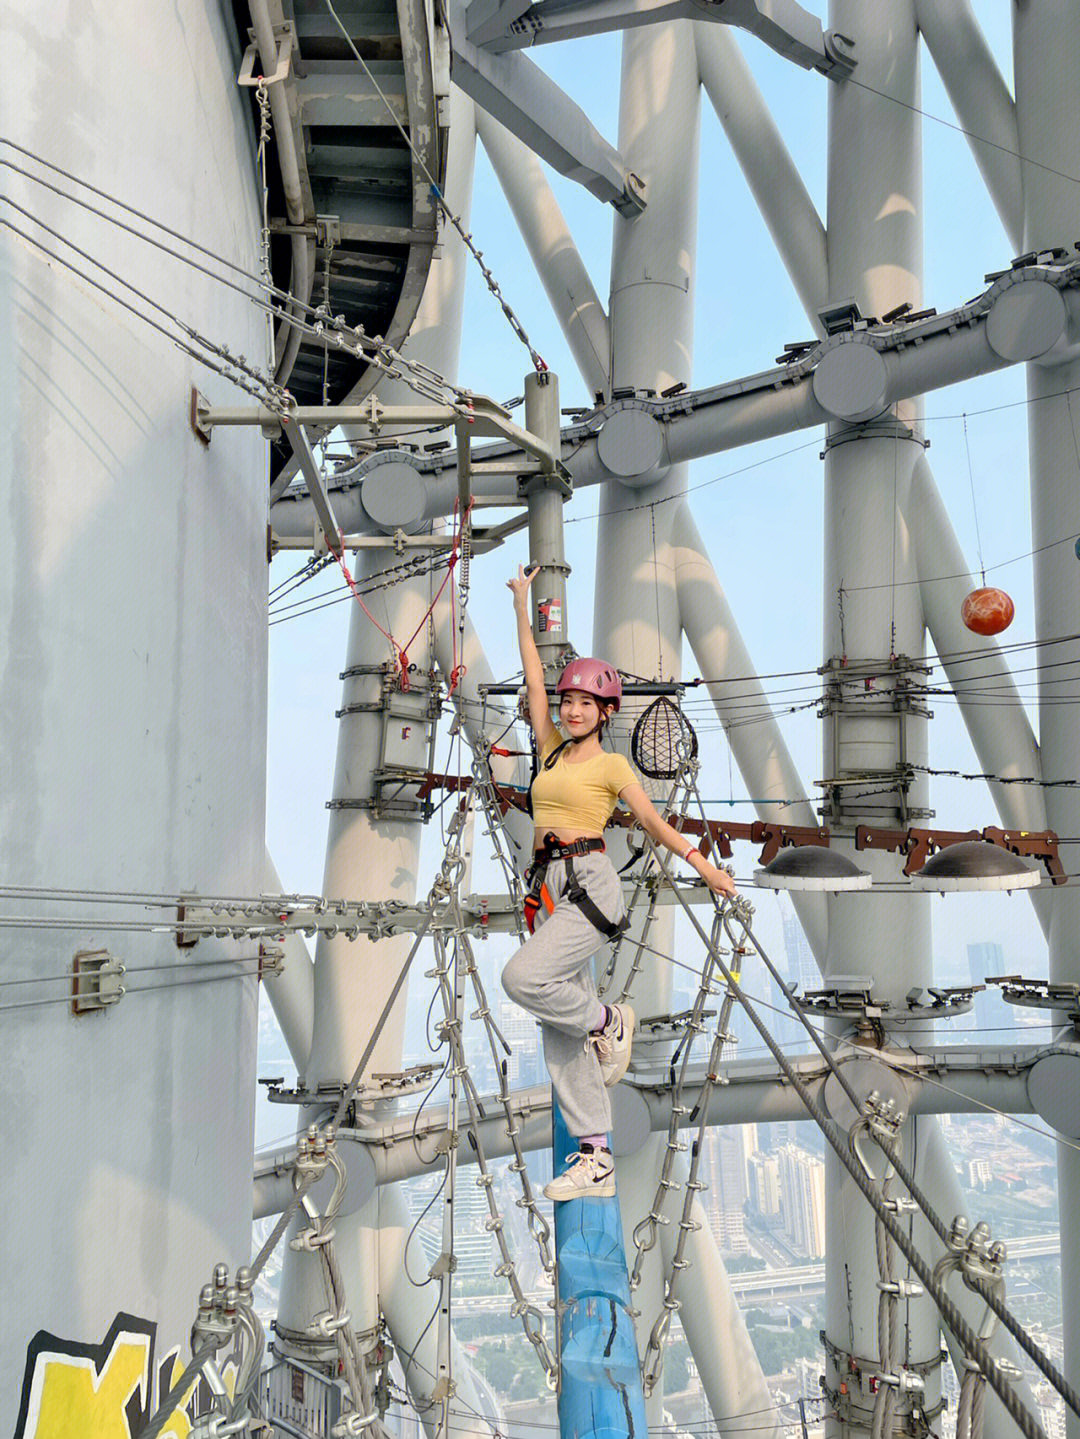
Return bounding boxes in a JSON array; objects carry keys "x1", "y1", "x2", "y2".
[{"x1": 507, "y1": 564, "x2": 556, "y2": 749}]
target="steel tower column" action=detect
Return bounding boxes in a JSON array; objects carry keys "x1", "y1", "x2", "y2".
[
  {"x1": 598, "y1": 25, "x2": 779, "y2": 1435},
  {"x1": 1014, "y1": 8, "x2": 1080, "y2": 1427},
  {"x1": 822, "y1": 5, "x2": 946, "y2": 1436},
  {"x1": 0, "y1": 2, "x2": 267, "y2": 1423}
]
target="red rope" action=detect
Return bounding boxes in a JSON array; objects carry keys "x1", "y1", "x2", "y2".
[{"x1": 334, "y1": 500, "x2": 472, "y2": 693}]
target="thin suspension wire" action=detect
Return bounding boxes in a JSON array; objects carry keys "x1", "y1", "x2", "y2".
[
  {"x1": 844, "y1": 73, "x2": 1080, "y2": 192},
  {"x1": 963, "y1": 415, "x2": 988, "y2": 586},
  {"x1": 2, "y1": 148, "x2": 473, "y2": 412}
]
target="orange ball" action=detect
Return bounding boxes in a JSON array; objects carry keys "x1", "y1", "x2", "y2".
[{"x1": 961, "y1": 586, "x2": 1015, "y2": 636}]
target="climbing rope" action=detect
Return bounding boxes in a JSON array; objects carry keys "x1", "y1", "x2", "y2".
[
  {"x1": 425, "y1": 794, "x2": 560, "y2": 1397},
  {"x1": 330, "y1": 499, "x2": 471, "y2": 691},
  {"x1": 639, "y1": 909, "x2": 745, "y2": 1399}
]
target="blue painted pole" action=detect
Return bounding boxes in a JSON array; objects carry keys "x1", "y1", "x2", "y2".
[{"x1": 551, "y1": 1100, "x2": 649, "y2": 1439}]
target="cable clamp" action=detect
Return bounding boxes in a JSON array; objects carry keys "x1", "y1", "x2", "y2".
[
  {"x1": 289, "y1": 1223, "x2": 335, "y2": 1252},
  {"x1": 190, "y1": 1416, "x2": 253, "y2": 1439},
  {"x1": 883, "y1": 1196, "x2": 917, "y2": 1213},
  {"x1": 877, "y1": 1279, "x2": 923, "y2": 1299},
  {"x1": 872, "y1": 1371, "x2": 925, "y2": 1397},
  {"x1": 332, "y1": 1413, "x2": 380, "y2": 1436},
  {"x1": 309, "y1": 1309, "x2": 352, "y2": 1338}
]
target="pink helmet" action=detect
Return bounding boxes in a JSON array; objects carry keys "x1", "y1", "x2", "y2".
[{"x1": 556, "y1": 657, "x2": 622, "y2": 712}]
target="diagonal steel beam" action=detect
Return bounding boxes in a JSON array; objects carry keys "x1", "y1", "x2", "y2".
[
  {"x1": 285, "y1": 422, "x2": 345, "y2": 554},
  {"x1": 467, "y1": 0, "x2": 856, "y2": 76},
  {"x1": 449, "y1": 9, "x2": 647, "y2": 213}
]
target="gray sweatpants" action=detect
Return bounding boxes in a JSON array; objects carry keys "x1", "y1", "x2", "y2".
[{"x1": 501, "y1": 851, "x2": 626, "y2": 1138}]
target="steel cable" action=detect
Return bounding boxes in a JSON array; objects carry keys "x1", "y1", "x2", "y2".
[{"x1": 646, "y1": 845, "x2": 1058, "y2": 1439}]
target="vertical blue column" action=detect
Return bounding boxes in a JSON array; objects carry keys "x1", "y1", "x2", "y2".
[{"x1": 552, "y1": 1100, "x2": 649, "y2": 1439}]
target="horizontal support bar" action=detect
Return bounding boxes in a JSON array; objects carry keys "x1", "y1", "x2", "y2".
[
  {"x1": 270, "y1": 253, "x2": 1080, "y2": 536},
  {"x1": 252, "y1": 1044, "x2": 1044, "y2": 1214}
]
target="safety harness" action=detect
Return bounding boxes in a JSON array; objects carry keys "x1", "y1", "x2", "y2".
[{"x1": 522, "y1": 833, "x2": 630, "y2": 939}]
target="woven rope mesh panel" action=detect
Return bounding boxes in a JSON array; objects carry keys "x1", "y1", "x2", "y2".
[{"x1": 630, "y1": 696, "x2": 698, "y2": 780}]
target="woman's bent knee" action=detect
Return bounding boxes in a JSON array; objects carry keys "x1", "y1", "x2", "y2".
[{"x1": 501, "y1": 952, "x2": 530, "y2": 1006}]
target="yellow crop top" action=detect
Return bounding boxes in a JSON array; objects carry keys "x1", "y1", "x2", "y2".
[{"x1": 530, "y1": 730, "x2": 639, "y2": 833}]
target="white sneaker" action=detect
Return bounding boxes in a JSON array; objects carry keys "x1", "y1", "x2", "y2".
[
  {"x1": 588, "y1": 1004, "x2": 635, "y2": 1087},
  {"x1": 543, "y1": 1146, "x2": 616, "y2": 1201}
]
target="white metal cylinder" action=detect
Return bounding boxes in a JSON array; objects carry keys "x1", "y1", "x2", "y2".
[
  {"x1": 695, "y1": 24, "x2": 828, "y2": 324},
  {"x1": 602, "y1": 23, "x2": 778, "y2": 1429},
  {"x1": 1014, "y1": 9, "x2": 1080, "y2": 1428},
  {"x1": 671, "y1": 502, "x2": 828, "y2": 963},
  {"x1": 0, "y1": 0, "x2": 268, "y2": 1421},
  {"x1": 476, "y1": 111, "x2": 611, "y2": 400},
  {"x1": 822, "y1": 6, "x2": 945, "y2": 1433}
]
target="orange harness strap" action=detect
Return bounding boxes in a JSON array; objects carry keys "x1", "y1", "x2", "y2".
[{"x1": 523, "y1": 882, "x2": 555, "y2": 934}]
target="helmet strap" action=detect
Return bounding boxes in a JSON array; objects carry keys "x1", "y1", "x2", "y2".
[{"x1": 570, "y1": 721, "x2": 601, "y2": 745}]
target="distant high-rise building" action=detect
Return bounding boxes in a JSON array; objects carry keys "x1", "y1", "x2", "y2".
[
  {"x1": 747, "y1": 1151, "x2": 781, "y2": 1223},
  {"x1": 499, "y1": 1002, "x2": 542, "y2": 1087},
  {"x1": 967, "y1": 1157, "x2": 994, "y2": 1190},
  {"x1": 778, "y1": 1145, "x2": 826, "y2": 1258},
  {"x1": 781, "y1": 904, "x2": 819, "y2": 996},
  {"x1": 700, "y1": 1124, "x2": 756, "y2": 1253},
  {"x1": 413, "y1": 1165, "x2": 497, "y2": 1282}
]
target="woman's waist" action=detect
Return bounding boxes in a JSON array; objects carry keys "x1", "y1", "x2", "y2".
[{"x1": 532, "y1": 828, "x2": 605, "y2": 853}]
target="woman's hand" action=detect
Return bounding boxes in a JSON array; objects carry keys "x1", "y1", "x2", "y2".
[
  {"x1": 507, "y1": 563, "x2": 537, "y2": 608},
  {"x1": 696, "y1": 857, "x2": 737, "y2": 899}
]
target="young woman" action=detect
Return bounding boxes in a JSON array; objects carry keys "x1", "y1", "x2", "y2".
[{"x1": 503, "y1": 565, "x2": 737, "y2": 1201}]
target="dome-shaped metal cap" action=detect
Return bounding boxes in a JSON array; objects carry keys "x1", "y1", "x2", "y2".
[
  {"x1": 754, "y1": 846, "x2": 871, "y2": 892},
  {"x1": 911, "y1": 841, "x2": 1041, "y2": 891}
]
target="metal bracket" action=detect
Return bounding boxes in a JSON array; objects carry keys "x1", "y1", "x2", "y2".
[
  {"x1": 856, "y1": 823, "x2": 1066, "y2": 883},
  {"x1": 71, "y1": 950, "x2": 125, "y2": 1014},
  {"x1": 238, "y1": 24, "x2": 294, "y2": 86}
]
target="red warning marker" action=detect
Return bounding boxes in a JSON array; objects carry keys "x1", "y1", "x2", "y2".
[{"x1": 961, "y1": 586, "x2": 1015, "y2": 636}]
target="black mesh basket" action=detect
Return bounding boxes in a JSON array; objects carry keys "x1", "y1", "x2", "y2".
[{"x1": 630, "y1": 695, "x2": 699, "y2": 780}]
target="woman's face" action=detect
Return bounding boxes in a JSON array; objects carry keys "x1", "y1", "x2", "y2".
[{"x1": 560, "y1": 689, "x2": 608, "y2": 736}]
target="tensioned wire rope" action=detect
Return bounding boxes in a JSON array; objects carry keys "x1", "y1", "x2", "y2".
[
  {"x1": 116, "y1": 863, "x2": 1064, "y2": 1427},
  {"x1": 137, "y1": 907, "x2": 436, "y2": 1439},
  {"x1": 264, "y1": 347, "x2": 1080, "y2": 624},
  {"x1": 0, "y1": 142, "x2": 472, "y2": 411},
  {"x1": 0, "y1": 210, "x2": 283, "y2": 408},
  {"x1": 639, "y1": 856, "x2": 1078, "y2": 1434},
  {"x1": 8, "y1": 36, "x2": 1075, "y2": 1415},
  {"x1": 139, "y1": 719, "x2": 489, "y2": 1433},
  {"x1": 3, "y1": 54, "x2": 550, "y2": 381},
  {"x1": 591, "y1": 904, "x2": 1080, "y2": 1158},
  {"x1": 17, "y1": 125, "x2": 1075, "y2": 562},
  {"x1": 246, "y1": 904, "x2": 1080, "y2": 1163},
  {"x1": 263, "y1": 374, "x2": 1080, "y2": 623},
  {"x1": 646, "y1": 941, "x2": 1051, "y2": 1439},
  {"x1": 617, "y1": 755, "x2": 1072, "y2": 1412}
]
